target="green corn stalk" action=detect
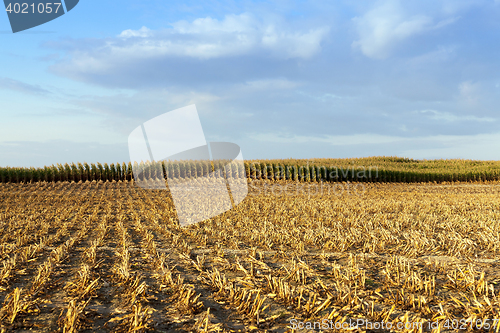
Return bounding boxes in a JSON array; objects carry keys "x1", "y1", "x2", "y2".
[
  {"x1": 154, "y1": 161, "x2": 160, "y2": 180},
  {"x1": 178, "y1": 161, "x2": 184, "y2": 179},
  {"x1": 232, "y1": 161, "x2": 238, "y2": 179},
  {"x1": 272, "y1": 163, "x2": 279, "y2": 180},
  {"x1": 10, "y1": 168, "x2": 16, "y2": 183},
  {"x1": 83, "y1": 163, "x2": 90, "y2": 182},
  {"x1": 146, "y1": 160, "x2": 151, "y2": 181},
  {"x1": 63, "y1": 163, "x2": 71, "y2": 182},
  {"x1": 140, "y1": 161, "x2": 146, "y2": 181},
  {"x1": 163, "y1": 161, "x2": 171, "y2": 180},
  {"x1": 120, "y1": 162, "x2": 126, "y2": 181},
  {"x1": 244, "y1": 162, "x2": 250, "y2": 180},
  {"x1": 153, "y1": 161, "x2": 160, "y2": 180},
  {"x1": 251, "y1": 162, "x2": 258, "y2": 180},
  {"x1": 151, "y1": 160, "x2": 158, "y2": 180},
  {"x1": 211, "y1": 160, "x2": 219, "y2": 178},
  {"x1": 188, "y1": 161, "x2": 194, "y2": 179},
  {"x1": 4, "y1": 167, "x2": 10, "y2": 183},
  {"x1": 28, "y1": 168, "x2": 34, "y2": 183},
  {"x1": 280, "y1": 164, "x2": 285, "y2": 180},
  {"x1": 37, "y1": 167, "x2": 44, "y2": 182},
  {"x1": 152, "y1": 161, "x2": 158, "y2": 180},
  {"x1": 69, "y1": 163, "x2": 77, "y2": 182},
  {"x1": 232, "y1": 161, "x2": 237, "y2": 179},
  {"x1": 238, "y1": 161, "x2": 245, "y2": 179},
  {"x1": 377, "y1": 169, "x2": 383, "y2": 182},
  {"x1": 192, "y1": 161, "x2": 198, "y2": 178},
  {"x1": 55, "y1": 164, "x2": 63, "y2": 182},
  {"x1": 121, "y1": 162, "x2": 127, "y2": 181},
  {"x1": 310, "y1": 165, "x2": 317, "y2": 182},
  {"x1": 258, "y1": 162, "x2": 264, "y2": 180},
  {"x1": 267, "y1": 163, "x2": 273, "y2": 181},
  {"x1": 171, "y1": 161, "x2": 177, "y2": 179},
  {"x1": 19, "y1": 168, "x2": 29, "y2": 184},
  {"x1": 97, "y1": 163, "x2": 104, "y2": 181},
  {"x1": 140, "y1": 161, "x2": 147, "y2": 181},
  {"x1": 189, "y1": 160, "x2": 195, "y2": 178},
  {"x1": 17, "y1": 168, "x2": 23, "y2": 183},
  {"x1": 132, "y1": 161, "x2": 139, "y2": 181},
  {"x1": 160, "y1": 161, "x2": 167, "y2": 180},
  {"x1": 207, "y1": 160, "x2": 213, "y2": 177},
  {"x1": 14, "y1": 168, "x2": 21, "y2": 183},
  {"x1": 9, "y1": 168, "x2": 16, "y2": 183},
  {"x1": 123, "y1": 162, "x2": 128, "y2": 181},
  {"x1": 119, "y1": 162, "x2": 124, "y2": 181},
  {"x1": 23, "y1": 168, "x2": 29, "y2": 183},
  {"x1": 316, "y1": 166, "x2": 324, "y2": 182},
  {"x1": 108, "y1": 163, "x2": 115, "y2": 181},
  {"x1": 90, "y1": 163, "x2": 96, "y2": 181},
  {"x1": 212, "y1": 160, "x2": 219, "y2": 178},
  {"x1": 223, "y1": 161, "x2": 231, "y2": 180},
  {"x1": 127, "y1": 162, "x2": 134, "y2": 181},
  {"x1": 30, "y1": 167, "x2": 37, "y2": 183},
  {"x1": 22, "y1": 168, "x2": 28, "y2": 183},
  {"x1": 186, "y1": 161, "x2": 192, "y2": 179},
  {"x1": 26, "y1": 167, "x2": 32, "y2": 183},
  {"x1": 304, "y1": 165, "x2": 309, "y2": 182},
  {"x1": 193, "y1": 161, "x2": 199, "y2": 178},
  {"x1": 48, "y1": 165, "x2": 55, "y2": 182},
  {"x1": 258, "y1": 163, "x2": 264, "y2": 180},
  {"x1": 102, "y1": 163, "x2": 109, "y2": 182},
  {"x1": 116, "y1": 163, "x2": 122, "y2": 181},
  {"x1": 77, "y1": 163, "x2": 84, "y2": 182},
  {"x1": 151, "y1": 160, "x2": 157, "y2": 180}
]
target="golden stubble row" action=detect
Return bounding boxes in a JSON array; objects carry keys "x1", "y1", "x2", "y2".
[{"x1": 0, "y1": 180, "x2": 500, "y2": 331}]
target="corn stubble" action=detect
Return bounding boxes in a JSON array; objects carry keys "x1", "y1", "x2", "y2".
[{"x1": 0, "y1": 179, "x2": 499, "y2": 331}]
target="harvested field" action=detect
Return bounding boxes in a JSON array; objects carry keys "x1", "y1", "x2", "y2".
[{"x1": 0, "y1": 180, "x2": 500, "y2": 332}]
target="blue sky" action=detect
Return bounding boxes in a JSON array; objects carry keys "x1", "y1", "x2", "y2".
[{"x1": 1, "y1": 0, "x2": 500, "y2": 167}]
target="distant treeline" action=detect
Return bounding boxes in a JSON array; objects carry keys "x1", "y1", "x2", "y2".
[{"x1": 2, "y1": 157, "x2": 500, "y2": 183}]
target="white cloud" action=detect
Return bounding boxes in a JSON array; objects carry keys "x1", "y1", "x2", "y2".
[
  {"x1": 72, "y1": 88, "x2": 222, "y2": 123},
  {"x1": 352, "y1": 1, "x2": 457, "y2": 59},
  {"x1": 418, "y1": 109, "x2": 495, "y2": 122},
  {"x1": 250, "y1": 132, "x2": 402, "y2": 145},
  {"x1": 50, "y1": 13, "x2": 329, "y2": 84},
  {"x1": 112, "y1": 13, "x2": 328, "y2": 60},
  {"x1": 441, "y1": 0, "x2": 481, "y2": 14},
  {"x1": 401, "y1": 132, "x2": 500, "y2": 160},
  {"x1": 0, "y1": 77, "x2": 50, "y2": 95},
  {"x1": 458, "y1": 81, "x2": 481, "y2": 105},
  {"x1": 250, "y1": 131, "x2": 500, "y2": 160},
  {"x1": 118, "y1": 26, "x2": 152, "y2": 38},
  {"x1": 408, "y1": 45, "x2": 457, "y2": 65},
  {"x1": 243, "y1": 78, "x2": 301, "y2": 91}
]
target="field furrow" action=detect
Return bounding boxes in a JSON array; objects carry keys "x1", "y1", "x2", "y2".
[{"x1": 0, "y1": 180, "x2": 500, "y2": 332}]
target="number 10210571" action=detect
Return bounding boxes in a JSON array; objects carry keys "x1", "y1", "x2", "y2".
[{"x1": 5, "y1": 2, "x2": 62, "y2": 14}]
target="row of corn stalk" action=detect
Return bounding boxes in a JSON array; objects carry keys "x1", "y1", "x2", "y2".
[
  {"x1": 245, "y1": 162, "x2": 500, "y2": 183},
  {"x1": 0, "y1": 162, "x2": 133, "y2": 183},
  {"x1": 1, "y1": 160, "x2": 500, "y2": 183}
]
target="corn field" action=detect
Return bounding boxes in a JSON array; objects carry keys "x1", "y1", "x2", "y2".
[
  {"x1": 2, "y1": 157, "x2": 500, "y2": 184},
  {"x1": 0, "y1": 176, "x2": 500, "y2": 331}
]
